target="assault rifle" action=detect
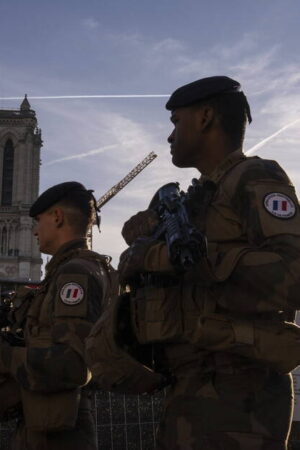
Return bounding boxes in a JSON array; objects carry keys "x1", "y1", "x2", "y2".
[{"x1": 150, "y1": 182, "x2": 207, "y2": 271}]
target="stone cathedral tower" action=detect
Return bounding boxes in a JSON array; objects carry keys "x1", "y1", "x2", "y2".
[{"x1": 0, "y1": 96, "x2": 42, "y2": 283}]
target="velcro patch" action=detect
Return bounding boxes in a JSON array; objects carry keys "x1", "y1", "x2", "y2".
[
  {"x1": 60, "y1": 283, "x2": 84, "y2": 305},
  {"x1": 264, "y1": 192, "x2": 296, "y2": 219}
]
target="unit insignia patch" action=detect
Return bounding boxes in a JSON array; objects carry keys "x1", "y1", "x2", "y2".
[
  {"x1": 264, "y1": 193, "x2": 296, "y2": 219},
  {"x1": 60, "y1": 282, "x2": 84, "y2": 305}
]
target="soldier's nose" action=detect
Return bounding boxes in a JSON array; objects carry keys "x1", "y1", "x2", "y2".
[{"x1": 168, "y1": 130, "x2": 175, "y2": 144}]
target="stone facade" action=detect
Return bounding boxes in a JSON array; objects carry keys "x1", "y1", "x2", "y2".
[{"x1": 0, "y1": 96, "x2": 42, "y2": 283}]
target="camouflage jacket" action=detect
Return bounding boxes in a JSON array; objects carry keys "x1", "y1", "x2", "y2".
[
  {"x1": 1, "y1": 238, "x2": 113, "y2": 392},
  {"x1": 129, "y1": 150, "x2": 300, "y2": 351},
  {"x1": 146, "y1": 150, "x2": 300, "y2": 313},
  {"x1": 189, "y1": 150, "x2": 300, "y2": 315}
]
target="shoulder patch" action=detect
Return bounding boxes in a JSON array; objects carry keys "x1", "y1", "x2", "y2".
[
  {"x1": 60, "y1": 282, "x2": 84, "y2": 305},
  {"x1": 264, "y1": 192, "x2": 296, "y2": 219}
]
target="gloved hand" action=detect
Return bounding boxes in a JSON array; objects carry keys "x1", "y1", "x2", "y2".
[
  {"x1": 118, "y1": 238, "x2": 159, "y2": 284},
  {"x1": 122, "y1": 209, "x2": 159, "y2": 245}
]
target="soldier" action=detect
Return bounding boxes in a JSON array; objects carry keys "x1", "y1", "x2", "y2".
[
  {"x1": 0, "y1": 181, "x2": 116, "y2": 450},
  {"x1": 117, "y1": 77, "x2": 300, "y2": 449}
]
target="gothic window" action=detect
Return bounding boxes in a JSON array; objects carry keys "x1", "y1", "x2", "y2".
[
  {"x1": 1, "y1": 226, "x2": 7, "y2": 255},
  {"x1": 1, "y1": 139, "x2": 14, "y2": 206}
]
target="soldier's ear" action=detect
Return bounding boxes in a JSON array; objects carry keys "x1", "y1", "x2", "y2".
[
  {"x1": 197, "y1": 105, "x2": 214, "y2": 131},
  {"x1": 52, "y1": 207, "x2": 64, "y2": 228}
]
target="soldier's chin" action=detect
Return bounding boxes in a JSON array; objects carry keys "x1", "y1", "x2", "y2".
[
  {"x1": 38, "y1": 243, "x2": 47, "y2": 254},
  {"x1": 171, "y1": 154, "x2": 182, "y2": 167},
  {"x1": 171, "y1": 154, "x2": 189, "y2": 168}
]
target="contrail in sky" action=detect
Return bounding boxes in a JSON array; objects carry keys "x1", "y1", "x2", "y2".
[
  {"x1": 0, "y1": 94, "x2": 169, "y2": 100},
  {"x1": 4, "y1": 93, "x2": 298, "y2": 162},
  {"x1": 246, "y1": 118, "x2": 300, "y2": 155},
  {"x1": 45, "y1": 118, "x2": 300, "y2": 166},
  {"x1": 44, "y1": 144, "x2": 117, "y2": 166}
]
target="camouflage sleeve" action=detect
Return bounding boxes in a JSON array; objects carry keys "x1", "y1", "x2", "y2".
[
  {"x1": 1, "y1": 260, "x2": 104, "y2": 392},
  {"x1": 215, "y1": 159, "x2": 300, "y2": 314}
]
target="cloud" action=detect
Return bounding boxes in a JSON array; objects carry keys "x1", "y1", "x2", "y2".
[
  {"x1": 260, "y1": 93, "x2": 300, "y2": 121},
  {"x1": 82, "y1": 18, "x2": 99, "y2": 29},
  {"x1": 211, "y1": 33, "x2": 259, "y2": 60},
  {"x1": 152, "y1": 38, "x2": 186, "y2": 54},
  {"x1": 35, "y1": 96, "x2": 188, "y2": 197},
  {"x1": 246, "y1": 118, "x2": 300, "y2": 155}
]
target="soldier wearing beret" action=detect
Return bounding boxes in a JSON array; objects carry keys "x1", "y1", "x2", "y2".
[
  {"x1": 116, "y1": 76, "x2": 300, "y2": 449},
  {"x1": 0, "y1": 182, "x2": 116, "y2": 450}
]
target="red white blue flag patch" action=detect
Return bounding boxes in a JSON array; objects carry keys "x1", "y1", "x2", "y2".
[
  {"x1": 264, "y1": 193, "x2": 296, "y2": 219},
  {"x1": 60, "y1": 282, "x2": 84, "y2": 305}
]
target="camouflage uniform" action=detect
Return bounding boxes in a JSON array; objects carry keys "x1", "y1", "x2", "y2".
[
  {"x1": 127, "y1": 151, "x2": 300, "y2": 449},
  {"x1": 0, "y1": 238, "x2": 113, "y2": 450}
]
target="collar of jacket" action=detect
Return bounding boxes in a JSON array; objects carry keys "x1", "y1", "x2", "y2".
[
  {"x1": 45, "y1": 238, "x2": 88, "y2": 275},
  {"x1": 201, "y1": 149, "x2": 247, "y2": 185}
]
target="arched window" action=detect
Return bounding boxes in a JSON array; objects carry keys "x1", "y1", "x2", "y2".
[
  {"x1": 1, "y1": 226, "x2": 7, "y2": 255},
  {"x1": 1, "y1": 139, "x2": 14, "y2": 206}
]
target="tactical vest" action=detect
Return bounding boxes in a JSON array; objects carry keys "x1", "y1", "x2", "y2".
[{"x1": 85, "y1": 288, "x2": 168, "y2": 394}]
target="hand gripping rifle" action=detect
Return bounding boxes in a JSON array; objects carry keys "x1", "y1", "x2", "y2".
[{"x1": 150, "y1": 182, "x2": 207, "y2": 271}]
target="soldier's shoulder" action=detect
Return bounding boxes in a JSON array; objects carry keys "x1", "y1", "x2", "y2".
[
  {"x1": 57, "y1": 250, "x2": 112, "y2": 277},
  {"x1": 231, "y1": 156, "x2": 292, "y2": 185},
  {"x1": 75, "y1": 249, "x2": 112, "y2": 265}
]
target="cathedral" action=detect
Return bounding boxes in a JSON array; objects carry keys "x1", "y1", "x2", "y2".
[{"x1": 0, "y1": 96, "x2": 42, "y2": 286}]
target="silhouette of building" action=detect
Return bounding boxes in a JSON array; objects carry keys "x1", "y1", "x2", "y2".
[{"x1": 0, "y1": 95, "x2": 42, "y2": 287}]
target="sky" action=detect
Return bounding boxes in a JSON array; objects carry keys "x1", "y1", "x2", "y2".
[{"x1": 0, "y1": 0, "x2": 300, "y2": 265}]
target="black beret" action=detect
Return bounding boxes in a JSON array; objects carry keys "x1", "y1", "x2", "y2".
[
  {"x1": 166, "y1": 76, "x2": 241, "y2": 110},
  {"x1": 29, "y1": 181, "x2": 90, "y2": 217}
]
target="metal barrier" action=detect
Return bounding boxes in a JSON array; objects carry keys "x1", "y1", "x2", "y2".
[{"x1": 0, "y1": 391, "x2": 165, "y2": 450}]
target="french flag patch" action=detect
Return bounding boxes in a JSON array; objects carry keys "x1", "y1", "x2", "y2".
[
  {"x1": 60, "y1": 282, "x2": 84, "y2": 305},
  {"x1": 264, "y1": 193, "x2": 296, "y2": 219}
]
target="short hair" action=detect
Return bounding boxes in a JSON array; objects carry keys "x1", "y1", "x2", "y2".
[
  {"x1": 196, "y1": 92, "x2": 248, "y2": 149},
  {"x1": 55, "y1": 191, "x2": 96, "y2": 235}
]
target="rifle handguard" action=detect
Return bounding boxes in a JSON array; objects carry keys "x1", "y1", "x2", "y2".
[{"x1": 153, "y1": 182, "x2": 207, "y2": 271}]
